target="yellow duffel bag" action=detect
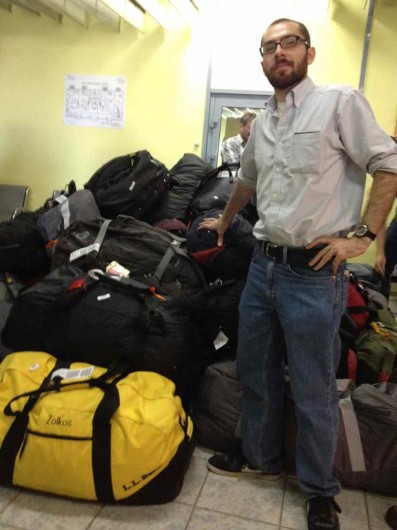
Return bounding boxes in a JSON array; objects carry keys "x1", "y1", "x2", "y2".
[{"x1": 0, "y1": 351, "x2": 194, "y2": 504}]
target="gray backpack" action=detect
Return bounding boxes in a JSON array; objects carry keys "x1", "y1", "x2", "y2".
[{"x1": 37, "y1": 189, "x2": 100, "y2": 244}]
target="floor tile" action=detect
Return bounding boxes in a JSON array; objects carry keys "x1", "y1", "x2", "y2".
[
  {"x1": 90, "y1": 502, "x2": 193, "y2": 530},
  {"x1": 0, "y1": 491, "x2": 101, "y2": 530},
  {"x1": 280, "y1": 477, "x2": 306, "y2": 530},
  {"x1": 193, "y1": 445, "x2": 215, "y2": 461},
  {"x1": 366, "y1": 492, "x2": 397, "y2": 530},
  {"x1": 337, "y1": 488, "x2": 368, "y2": 530},
  {"x1": 176, "y1": 453, "x2": 209, "y2": 505},
  {"x1": 187, "y1": 507, "x2": 279, "y2": 530},
  {"x1": 0, "y1": 487, "x2": 19, "y2": 513},
  {"x1": 197, "y1": 471, "x2": 285, "y2": 525}
]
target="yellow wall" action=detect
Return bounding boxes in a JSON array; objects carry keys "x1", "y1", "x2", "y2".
[
  {"x1": 0, "y1": 9, "x2": 210, "y2": 209},
  {"x1": 1, "y1": 0, "x2": 396, "y2": 266}
]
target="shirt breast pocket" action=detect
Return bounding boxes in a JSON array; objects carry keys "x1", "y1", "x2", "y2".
[{"x1": 287, "y1": 129, "x2": 321, "y2": 175}]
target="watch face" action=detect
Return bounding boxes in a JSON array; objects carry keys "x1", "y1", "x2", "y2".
[{"x1": 355, "y1": 225, "x2": 367, "y2": 237}]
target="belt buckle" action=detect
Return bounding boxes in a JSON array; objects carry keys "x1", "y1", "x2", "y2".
[
  {"x1": 265, "y1": 242, "x2": 278, "y2": 259},
  {"x1": 265, "y1": 242, "x2": 288, "y2": 263}
]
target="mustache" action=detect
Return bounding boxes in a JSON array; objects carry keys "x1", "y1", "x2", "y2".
[{"x1": 274, "y1": 59, "x2": 293, "y2": 68}]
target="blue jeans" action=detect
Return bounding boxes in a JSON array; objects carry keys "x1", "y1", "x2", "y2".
[
  {"x1": 237, "y1": 244, "x2": 348, "y2": 498},
  {"x1": 381, "y1": 218, "x2": 397, "y2": 299}
]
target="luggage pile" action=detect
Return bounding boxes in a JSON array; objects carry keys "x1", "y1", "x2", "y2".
[
  {"x1": 0, "y1": 150, "x2": 255, "y2": 503},
  {"x1": 2, "y1": 149, "x2": 397, "y2": 499}
]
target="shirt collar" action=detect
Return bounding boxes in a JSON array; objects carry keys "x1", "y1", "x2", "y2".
[
  {"x1": 237, "y1": 133, "x2": 245, "y2": 146},
  {"x1": 290, "y1": 77, "x2": 315, "y2": 108},
  {"x1": 265, "y1": 76, "x2": 315, "y2": 113}
]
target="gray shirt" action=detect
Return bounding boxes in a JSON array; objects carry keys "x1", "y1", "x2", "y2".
[{"x1": 239, "y1": 77, "x2": 397, "y2": 246}]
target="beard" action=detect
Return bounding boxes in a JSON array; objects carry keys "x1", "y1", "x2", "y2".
[{"x1": 264, "y1": 56, "x2": 308, "y2": 90}]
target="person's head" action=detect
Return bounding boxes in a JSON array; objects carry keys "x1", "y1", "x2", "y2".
[
  {"x1": 259, "y1": 18, "x2": 315, "y2": 93},
  {"x1": 239, "y1": 111, "x2": 256, "y2": 142}
]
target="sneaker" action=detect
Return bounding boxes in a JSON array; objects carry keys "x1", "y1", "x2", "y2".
[
  {"x1": 385, "y1": 505, "x2": 397, "y2": 530},
  {"x1": 207, "y1": 453, "x2": 280, "y2": 479},
  {"x1": 307, "y1": 496, "x2": 341, "y2": 530}
]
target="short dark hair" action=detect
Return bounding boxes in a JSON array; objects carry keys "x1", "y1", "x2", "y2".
[{"x1": 265, "y1": 18, "x2": 311, "y2": 47}]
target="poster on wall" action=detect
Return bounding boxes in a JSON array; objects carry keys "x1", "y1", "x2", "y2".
[{"x1": 64, "y1": 74, "x2": 126, "y2": 129}]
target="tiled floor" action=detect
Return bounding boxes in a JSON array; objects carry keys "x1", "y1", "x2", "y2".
[
  {"x1": 0, "y1": 444, "x2": 396, "y2": 530},
  {"x1": 0, "y1": 295, "x2": 396, "y2": 530}
]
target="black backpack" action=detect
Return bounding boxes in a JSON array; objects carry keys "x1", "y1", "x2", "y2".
[
  {"x1": 0, "y1": 212, "x2": 50, "y2": 280},
  {"x1": 184, "y1": 162, "x2": 239, "y2": 225},
  {"x1": 187, "y1": 208, "x2": 255, "y2": 281},
  {"x1": 84, "y1": 150, "x2": 172, "y2": 220},
  {"x1": 143, "y1": 153, "x2": 214, "y2": 224}
]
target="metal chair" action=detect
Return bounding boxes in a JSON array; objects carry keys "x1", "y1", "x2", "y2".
[{"x1": 0, "y1": 184, "x2": 30, "y2": 223}]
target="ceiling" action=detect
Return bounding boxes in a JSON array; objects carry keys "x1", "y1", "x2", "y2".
[{"x1": 0, "y1": 0, "x2": 206, "y2": 32}]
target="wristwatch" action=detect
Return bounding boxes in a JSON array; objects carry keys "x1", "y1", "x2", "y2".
[{"x1": 354, "y1": 224, "x2": 376, "y2": 240}]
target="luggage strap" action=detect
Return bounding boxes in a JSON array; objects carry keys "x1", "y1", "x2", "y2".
[
  {"x1": 57, "y1": 195, "x2": 71, "y2": 231},
  {"x1": 69, "y1": 218, "x2": 112, "y2": 262},
  {"x1": 0, "y1": 359, "x2": 72, "y2": 485},
  {"x1": 339, "y1": 396, "x2": 366, "y2": 472},
  {"x1": 154, "y1": 241, "x2": 183, "y2": 282}
]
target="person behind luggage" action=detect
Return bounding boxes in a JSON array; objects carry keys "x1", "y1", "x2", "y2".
[
  {"x1": 221, "y1": 111, "x2": 257, "y2": 165},
  {"x1": 199, "y1": 17, "x2": 397, "y2": 530},
  {"x1": 374, "y1": 137, "x2": 397, "y2": 299},
  {"x1": 222, "y1": 111, "x2": 259, "y2": 216}
]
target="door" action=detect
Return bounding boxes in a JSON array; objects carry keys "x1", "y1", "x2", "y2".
[{"x1": 202, "y1": 90, "x2": 271, "y2": 166}]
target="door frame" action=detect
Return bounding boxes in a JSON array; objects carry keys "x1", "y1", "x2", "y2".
[{"x1": 201, "y1": 89, "x2": 272, "y2": 166}]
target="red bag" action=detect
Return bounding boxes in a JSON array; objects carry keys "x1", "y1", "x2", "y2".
[{"x1": 346, "y1": 273, "x2": 370, "y2": 333}]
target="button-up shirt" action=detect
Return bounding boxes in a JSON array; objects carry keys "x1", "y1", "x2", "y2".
[
  {"x1": 222, "y1": 134, "x2": 245, "y2": 165},
  {"x1": 239, "y1": 77, "x2": 397, "y2": 246}
]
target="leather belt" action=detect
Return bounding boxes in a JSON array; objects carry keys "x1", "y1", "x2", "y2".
[{"x1": 259, "y1": 240, "x2": 325, "y2": 268}]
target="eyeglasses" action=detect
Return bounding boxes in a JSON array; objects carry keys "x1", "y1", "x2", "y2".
[{"x1": 259, "y1": 35, "x2": 309, "y2": 56}]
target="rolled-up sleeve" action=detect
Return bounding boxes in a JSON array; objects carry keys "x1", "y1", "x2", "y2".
[{"x1": 338, "y1": 89, "x2": 397, "y2": 177}]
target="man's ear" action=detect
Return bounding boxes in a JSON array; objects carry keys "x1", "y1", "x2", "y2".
[{"x1": 307, "y1": 46, "x2": 316, "y2": 65}]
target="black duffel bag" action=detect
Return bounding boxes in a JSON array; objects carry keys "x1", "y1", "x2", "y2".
[
  {"x1": 51, "y1": 216, "x2": 208, "y2": 302},
  {"x1": 84, "y1": 150, "x2": 172, "y2": 220},
  {"x1": 1, "y1": 265, "x2": 213, "y2": 406}
]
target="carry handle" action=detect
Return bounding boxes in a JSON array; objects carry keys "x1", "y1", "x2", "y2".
[
  {"x1": 3, "y1": 364, "x2": 130, "y2": 417},
  {"x1": 88, "y1": 269, "x2": 152, "y2": 296}
]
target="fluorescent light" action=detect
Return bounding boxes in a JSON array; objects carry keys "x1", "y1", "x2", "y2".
[
  {"x1": 22, "y1": 0, "x2": 62, "y2": 20},
  {"x1": 69, "y1": 0, "x2": 121, "y2": 30},
  {"x1": 168, "y1": 0, "x2": 197, "y2": 24},
  {"x1": 46, "y1": 0, "x2": 88, "y2": 26},
  {"x1": 135, "y1": 0, "x2": 174, "y2": 30},
  {"x1": 101, "y1": 0, "x2": 144, "y2": 30}
]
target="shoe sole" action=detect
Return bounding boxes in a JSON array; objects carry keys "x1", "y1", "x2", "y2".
[{"x1": 207, "y1": 461, "x2": 281, "y2": 480}]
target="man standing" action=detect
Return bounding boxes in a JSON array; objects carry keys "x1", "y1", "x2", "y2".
[
  {"x1": 200, "y1": 18, "x2": 397, "y2": 530},
  {"x1": 221, "y1": 111, "x2": 257, "y2": 165}
]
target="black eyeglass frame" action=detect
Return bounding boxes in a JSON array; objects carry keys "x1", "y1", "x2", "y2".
[{"x1": 259, "y1": 35, "x2": 310, "y2": 57}]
